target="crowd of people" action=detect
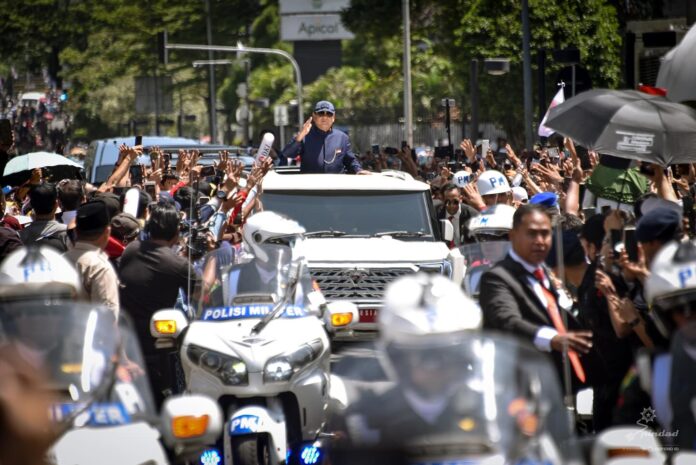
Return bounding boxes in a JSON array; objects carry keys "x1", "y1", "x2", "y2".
[
  {"x1": 0, "y1": 84, "x2": 70, "y2": 155},
  {"x1": 0, "y1": 98, "x2": 694, "y2": 456}
]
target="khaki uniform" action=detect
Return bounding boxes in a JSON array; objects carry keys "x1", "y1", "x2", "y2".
[{"x1": 64, "y1": 242, "x2": 120, "y2": 318}]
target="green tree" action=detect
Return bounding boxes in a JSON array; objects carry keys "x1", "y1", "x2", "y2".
[{"x1": 340, "y1": 0, "x2": 622, "y2": 145}]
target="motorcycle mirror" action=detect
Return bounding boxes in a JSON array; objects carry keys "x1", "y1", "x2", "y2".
[
  {"x1": 150, "y1": 309, "x2": 189, "y2": 348},
  {"x1": 160, "y1": 394, "x2": 223, "y2": 458},
  {"x1": 324, "y1": 301, "x2": 359, "y2": 332}
]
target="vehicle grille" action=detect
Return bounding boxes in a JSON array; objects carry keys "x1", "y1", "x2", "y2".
[{"x1": 310, "y1": 267, "x2": 415, "y2": 300}]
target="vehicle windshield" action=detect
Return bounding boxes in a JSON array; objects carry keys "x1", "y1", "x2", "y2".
[
  {"x1": 329, "y1": 332, "x2": 580, "y2": 464},
  {"x1": 196, "y1": 246, "x2": 317, "y2": 322},
  {"x1": 459, "y1": 241, "x2": 511, "y2": 298},
  {"x1": 262, "y1": 191, "x2": 435, "y2": 239},
  {"x1": 0, "y1": 303, "x2": 157, "y2": 427}
]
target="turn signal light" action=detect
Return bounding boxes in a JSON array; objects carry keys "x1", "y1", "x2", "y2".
[
  {"x1": 171, "y1": 415, "x2": 209, "y2": 438},
  {"x1": 607, "y1": 448, "x2": 650, "y2": 458},
  {"x1": 155, "y1": 320, "x2": 177, "y2": 334},
  {"x1": 331, "y1": 313, "x2": 353, "y2": 327}
]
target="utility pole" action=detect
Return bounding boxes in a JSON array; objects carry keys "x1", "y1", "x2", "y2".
[
  {"x1": 204, "y1": 0, "x2": 217, "y2": 144},
  {"x1": 402, "y1": 0, "x2": 413, "y2": 146}
]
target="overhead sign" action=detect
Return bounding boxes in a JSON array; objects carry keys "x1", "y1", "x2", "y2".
[
  {"x1": 281, "y1": 14, "x2": 354, "y2": 41},
  {"x1": 274, "y1": 105, "x2": 289, "y2": 126},
  {"x1": 279, "y1": 0, "x2": 350, "y2": 14},
  {"x1": 135, "y1": 76, "x2": 173, "y2": 114}
]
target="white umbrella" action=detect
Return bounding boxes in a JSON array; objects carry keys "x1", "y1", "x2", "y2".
[
  {"x1": 2, "y1": 152, "x2": 83, "y2": 185},
  {"x1": 656, "y1": 23, "x2": 696, "y2": 102}
]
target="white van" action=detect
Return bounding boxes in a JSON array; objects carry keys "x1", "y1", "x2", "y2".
[
  {"x1": 19, "y1": 91, "x2": 46, "y2": 108},
  {"x1": 84, "y1": 136, "x2": 200, "y2": 184}
]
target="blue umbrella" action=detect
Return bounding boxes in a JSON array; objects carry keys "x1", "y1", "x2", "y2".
[{"x1": 2, "y1": 152, "x2": 83, "y2": 186}]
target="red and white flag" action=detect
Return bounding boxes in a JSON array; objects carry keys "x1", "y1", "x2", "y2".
[{"x1": 538, "y1": 87, "x2": 565, "y2": 137}]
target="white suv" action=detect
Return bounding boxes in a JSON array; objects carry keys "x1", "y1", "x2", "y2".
[{"x1": 261, "y1": 170, "x2": 462, "y2": 339}]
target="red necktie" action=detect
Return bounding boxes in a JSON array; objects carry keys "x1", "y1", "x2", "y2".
[
  {"x1": 533, "y1": 268, "x2": 586, "y2": 383},
  {"x1": 448, "y1": 215, "x2": 455, "y2": 248}
]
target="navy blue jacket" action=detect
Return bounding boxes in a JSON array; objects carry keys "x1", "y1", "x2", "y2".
[{"x1": 280, "y1": 126, "x2": 362, "y2": 174}]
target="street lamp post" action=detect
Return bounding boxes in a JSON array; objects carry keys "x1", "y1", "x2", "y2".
[
  {"x1": 521, "y1": 0, "x2": 534, "y2": 150},
  {"x1": 167, "y1": 41, "x2": 304, "y2": 130},
  {"x1": 204, "y1": 0, "x2": 217, "y2": 144},
  {"x1": 402, "y1": 0, "x2": 413, "y2": 147}
]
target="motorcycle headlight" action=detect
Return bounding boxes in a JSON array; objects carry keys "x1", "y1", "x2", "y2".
[
  {"x1": 264, "y1": 339, "x2": 323, "y2": 383},
  {"x1": 187, "y1": 345, "x2": 248, "y2": 386}
]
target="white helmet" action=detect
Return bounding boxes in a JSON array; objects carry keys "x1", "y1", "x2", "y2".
[
  {"x1": 645, "y1": 240, "x2": 696, "y2": 338},
  {"x1": 379, "y1": 273, "x2": 482, "y2": 344},
  {"x1": 0, "y1": 246, "x2": 82, "y2": 302},
  {"x1": 468, "y1": 204, "x2": 516, "y2": 241},
  {"x1": 476, "y1": 170, "x2": 511, "y2": 196},
  {"x1": 512, "y1": 186, "x2": 529, "y2": 203},
  {"x1": 242, "y1": 211, "x2": 306, "y2": 264},
  {"x1": 452, "y1": 170, "x2": 471, "y2": 188}
]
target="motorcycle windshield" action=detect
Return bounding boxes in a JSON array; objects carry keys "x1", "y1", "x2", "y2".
[
  {"x1": 329, "y1": 332, "x2": 580, "y2": 464},
  {"x1": 196, "y1": 247, "x2": 316, "y2": 322},
  {"x1": 459, "y1": 241, "x2": 511, "y2": 298},
  {"x1": 0, "y1": 302, "x2": 157, "y2": 428},
  {"x1": 0, "y1": 302, "x2": 118, "y2": 406}
]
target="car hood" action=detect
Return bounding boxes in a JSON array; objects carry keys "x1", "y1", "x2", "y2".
[{"x1": 303, "y1": 237, "x2": 449, "y2": 264}]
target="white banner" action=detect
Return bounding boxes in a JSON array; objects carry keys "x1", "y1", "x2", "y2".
[{"x1": 281, "y1": 14, "x2": 354, "y2": 41}]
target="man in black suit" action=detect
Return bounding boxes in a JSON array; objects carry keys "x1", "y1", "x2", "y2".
[
  {"x1": 437, "y1": 183, "x2": 479, "y2": 248},
  {"x1": 479, "y1": 204, "x2": 593, "y2": 384}
]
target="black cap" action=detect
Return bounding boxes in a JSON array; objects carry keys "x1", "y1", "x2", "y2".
[
  {"x1": 93, "y1": 192, "x2": 121, "y2": 218},
  {"x1": 636, "y1": 208, "x2": 682, "y2": 243},
  {"x1": 77, "y1": 200, "x2": 111, "y2": 234}
]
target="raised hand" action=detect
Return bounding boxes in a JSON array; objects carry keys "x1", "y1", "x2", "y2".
[
  {"x1": 296, "y1": 117, "x2": 313, "y2": 142},
  {"x1": 217, "y1": 150, "x2": 230, "y2": 173},
  {"x1": 460, "y1": 139, "x2": 476, "y2": 162},
  {"x1": 462, "y1": 183, "x2": 486, "y2": 210},
  {"x1": 505, "y1": 143, "x2": 521, "y2": 168}
]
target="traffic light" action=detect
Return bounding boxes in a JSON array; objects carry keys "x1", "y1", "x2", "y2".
[{"x1": 157, "y1": 30, "x2": 168, "y2": 65}]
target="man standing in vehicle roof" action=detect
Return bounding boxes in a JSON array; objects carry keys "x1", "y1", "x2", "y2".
[{"x1": 279, "y1": 100, "x2": 369, "y2": 174}]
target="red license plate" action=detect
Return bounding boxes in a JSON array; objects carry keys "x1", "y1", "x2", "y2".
[{"x1": 359, "y1": 309, "x2": 377, "y2": 323}]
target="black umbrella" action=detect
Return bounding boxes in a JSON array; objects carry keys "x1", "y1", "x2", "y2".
[
  {"x1": 656, "y1": 22, "x2": 696, "y2": 103},
  {"x1": 545, "y1": 89, "x2": 696, "y2": 166}
]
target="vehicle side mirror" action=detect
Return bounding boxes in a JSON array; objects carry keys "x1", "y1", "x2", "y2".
[
  {"x1": 150, "y1": 309, "x2": 189, "y2": 349},
  {"x1": 440, "y1": 219, "x2": 454, "y2": 242},
  {"x1": 160, "y1": 394, "x2": 222, "y2": 459},
  {"x1": 323, "y1": 301, "x2": 359, "y2": 332}
]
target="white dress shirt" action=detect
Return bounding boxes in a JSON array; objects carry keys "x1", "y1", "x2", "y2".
[
  {"x1": 508, "y1": 249, "x2": 558, "y2": 352},
  {"x1": 446, "y1": 205, "x2": 461, "y2": 246}
]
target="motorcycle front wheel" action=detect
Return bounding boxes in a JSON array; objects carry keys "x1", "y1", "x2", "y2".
[{"x1": 231, "y1": 435, "x2": 272, "y2": 465}]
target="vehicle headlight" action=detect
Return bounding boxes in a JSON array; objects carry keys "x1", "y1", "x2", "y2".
[
  {"x1": 264, "y1": 339, "x2": 323, "y2": 382},
  {"x1": 187, "y1": 345, "x2": 248, "y2": 386},
  {"x1": 418, "y1": 261, "x2": 452, "y2": 278}
]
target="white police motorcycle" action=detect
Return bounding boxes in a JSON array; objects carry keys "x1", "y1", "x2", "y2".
[
  {"x1": 151, "y1": 235, "x2": 357, "y2": 465},
  {"x1": 0, "y1": 302, "x2": 222, "y2": 465}
]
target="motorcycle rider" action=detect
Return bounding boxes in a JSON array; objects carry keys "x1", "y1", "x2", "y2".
[
  {"x1": 201, "y1": 211, "x2": 321, "y2": 311},
  {"x1": 0, "y1": 246, "x2": 78, "y2": 465},
  {"x1": 333, "y1": 273, "x2": 578, "y2": 464},
  {"x1": 341, "y1": 273, "x2": 483, "y2": 446},
  {"x1": 645, "y1": 239, "x2": 696, "y2": 450}
]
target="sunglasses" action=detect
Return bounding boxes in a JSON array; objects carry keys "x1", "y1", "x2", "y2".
[
  {"x1": 314, "y1": 111, "x2": 334, "y2": 117},
  {"x1": 445, "y1": 199, "x2": 460, "y2": 205}
]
